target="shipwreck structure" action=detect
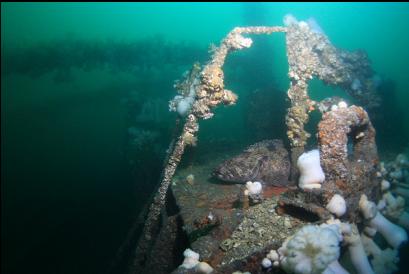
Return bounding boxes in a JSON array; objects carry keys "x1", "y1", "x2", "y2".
[{"x1": 125, "y1": 15, "x2": 406, "y2": 274}]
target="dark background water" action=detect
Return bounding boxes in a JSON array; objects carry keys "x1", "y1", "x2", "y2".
[{"x1": 2, "y1": 3, "x2": 409, "y2": 274}]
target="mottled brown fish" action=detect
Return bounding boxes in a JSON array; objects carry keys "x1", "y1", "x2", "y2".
[{"x1": 213, "y1": 139, "x2": 291, "y2": 186}]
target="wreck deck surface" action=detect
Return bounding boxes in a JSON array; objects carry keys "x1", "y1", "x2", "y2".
[{"x1": 170, "y1": 156, "x2": 306, "y2": 273}]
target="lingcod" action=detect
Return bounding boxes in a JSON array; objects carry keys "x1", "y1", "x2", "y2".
[{"x1": 213, "y1": 139, "x2": 291, "y2": 186}]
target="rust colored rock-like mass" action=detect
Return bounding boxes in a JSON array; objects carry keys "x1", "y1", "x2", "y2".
[{"x1": 318, "y1": 105, "x2": 380, "y2": 221}]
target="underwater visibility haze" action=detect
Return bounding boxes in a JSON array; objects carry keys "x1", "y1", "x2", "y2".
[{"x1": 2, "y1": 2, "x2": 409, "y2": 274}]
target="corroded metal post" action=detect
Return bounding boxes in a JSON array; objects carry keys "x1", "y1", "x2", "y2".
[
  {"x1": 285, "y1": 22, "x2": 315, "y2": 181},
  {"x1": 284, "y1": 19, "x2": 380, "y2": 181}
]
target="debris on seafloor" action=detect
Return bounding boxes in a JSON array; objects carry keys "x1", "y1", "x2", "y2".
[
  {"x1": 212, "y1": 139, "x2": 291, "y2": 187},
  {"x1": 130, "y1": 15, "x2": 408, "y2": 274},
  {"x1": 170, "y1": 177, "x2": 301, "y2": 274}
]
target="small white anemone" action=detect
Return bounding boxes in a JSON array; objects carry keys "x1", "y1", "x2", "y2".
[
  {"x1": 343, "y1": 224, "x2": 374, "y2": 274},
  {"x1": 283, "y1": 14, "x2": 298, "y2": 26},
  {"x1": 261, "y1": 258, "x2": 272, "y2": 268},
  {"x1": 326, "y1": 194, "x2": 347, "y2": 217},
  {"x1": 267, "y1": 249, "x2": 279, "y2": 261},
  {"x1": 359, "y1": 194, "x2": 408, "y2": 249},
  {"x1": 371, "y1": 248, "x2": 399, "y2": 274},
  {"x1": 338, "y1": 101, "x2": 348, "y2": 108},
  {"x1": 245, "y1": 181, "x2": 262, "y2": 195},
  {"x1": 361, "y1": 234, "x2": 399, "y2": 274},
  {"x1": 181, "y1": 248, "x2": 200, "y2": 269},
  {"x1": 381, "y1": 180, "x2": 391, "y2": 191},
  {"x1": 266, "y1": 249, "x2": 280, "y2": 267},
  {"x1": 176, "y1": 97, "x2": 194, "y2": 116},
  {"x1": 381, "y1": 192, "x2": 409, "y2": 230},
  {"x1": 181, "y1": 249, "x2": 214, "y2": 273},
  {"x1": 195, "y1": 262, "x2": 214, "y2": 274},
  {"x1": 298, "y1": 21, "x2": 309, "y2": 29}
]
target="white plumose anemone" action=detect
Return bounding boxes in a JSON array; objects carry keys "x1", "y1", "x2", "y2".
[
  {"x1": 359, "y1": 195, "x2": 408, "y2": 249},
  {"x1": 278, "y1": 225, "x2": 340, "y2": 274},
  {"x1": 297, "y1": 149, "x2": 325, "y2": 189}
]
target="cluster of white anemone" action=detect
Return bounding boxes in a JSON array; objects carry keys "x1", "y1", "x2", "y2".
[
  {"x1": 262, "y1": 145, "x2": 408, "y2": 274},
  {"x1": 178, "y1": 249, "x2": 213, "y2": 274},
  {"x1": 384, "y1": 154, "x2": 409, "y2": 202},
  {"x1": 261, "y1": 191, "x2": 408, "y2": 274},
  {"x1": 262, "y1": 211, "x2": 407, "y2": 274}
]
